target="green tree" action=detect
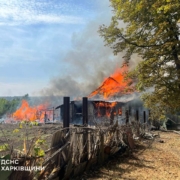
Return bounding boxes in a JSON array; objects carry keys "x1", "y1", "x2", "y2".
[
  {"x1": 7, "y1": 98, "x2": 21, "y2": 114},
  {"x1": 0, "y1": 97, "x2": 21, "y2": 118},
  {"x1": 0, "y1": 98, "x2": 9, "y2": 117},
  {"x1": 99, "y1": 0, "x2": 180, "y2": 114}
]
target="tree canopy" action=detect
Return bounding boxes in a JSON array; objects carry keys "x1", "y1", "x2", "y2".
[
  {"x1": 99, "y1": 0, "x2": 180, "y2": 115},
  {"x1": 0, "y1": 94, "x2": 29, "y2": 118},
  {"x1": 0, "y1": 98, "x2": 20, "y2": 118}
]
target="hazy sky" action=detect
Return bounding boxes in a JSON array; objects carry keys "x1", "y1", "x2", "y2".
[{"x1": 0, "y1": 0, "x2": 125, "y2": 97}]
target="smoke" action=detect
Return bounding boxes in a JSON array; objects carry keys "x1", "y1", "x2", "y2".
[
  {"x1": 39, "y1": 0, "x2": 139, "y2": 98},
  {"x1": 41, "y1": 76, "x2": 87, "y2": 98}
]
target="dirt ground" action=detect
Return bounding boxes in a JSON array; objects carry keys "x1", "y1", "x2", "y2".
[
  {"x1": 0, "y1": 123, "x2": 63, "y2": 157},
  {"x1": 81, "y1": 131, "x2": 180, "y2": 180},
  {"x1": 1, "y1": 124, "x2": 180, "y2": 180}
]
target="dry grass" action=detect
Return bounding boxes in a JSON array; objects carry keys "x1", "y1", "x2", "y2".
[{"x1": 83, "y1": 131, "x2": 180, "y2": 180}]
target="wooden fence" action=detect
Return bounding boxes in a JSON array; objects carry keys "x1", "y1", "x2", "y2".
[
  {"x1": 5, "y1": 119, "x2": 147, "y2": 180},
  {"x1": 5, "y1": 96, "x2": 149, "y2": 180},
  {"x1": 38, "y1": 121, "x2": 142, "y2": 180}
]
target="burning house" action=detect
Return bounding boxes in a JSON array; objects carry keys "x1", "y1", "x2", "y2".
[
  {"x1": 55, "y1": 64, "x2": 149, "y2": 126},
  {"x1": 56, "y1": 95, "x2": 149, "y2": 126},
  {"x1": 3, "y1": 63, "x2": 150, "y2": 126}
]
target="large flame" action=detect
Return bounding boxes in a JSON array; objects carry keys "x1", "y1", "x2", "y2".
[
  {"x1": 13, "y1": 100, "x2": 50, "y2": 121},
  {"x1": 89, "y1": 64, "x2": 134, "y2": 99}
]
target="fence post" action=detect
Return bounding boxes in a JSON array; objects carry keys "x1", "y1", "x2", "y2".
[
  {"x1": 63, "y1": 97, "x2": 70, "y2": 129},
  {"x1": 136, "y1": 110, "x2": 139, "y2": 121},
  {"x1": 52, "y1": 107, "x2": 55, "y2": 121},
  {"x1": 125, "y1": 110, "x2": 129, "y2": 124},
  {"x1": 143, "y1": 111, "x2": 146, "y2": 123},
  {"x1": 82, "y1": 97, "x2": 88, "y2": 125},
  {"x1": 143, "y1": 111, "x2": 146, "y2": 131},
  {"x1": 82, "y1": 97, "x2": 88, "y2": 161}
]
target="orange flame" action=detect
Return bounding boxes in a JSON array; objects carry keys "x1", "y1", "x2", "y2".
[
  {"x1": 89, "y1": 64, "x2": 134, "y2": 99},
  {"x1": 13, "y1": 100, "x2": 49, "y2": 121},
  {"x1": 94, "y1": 101, "x2": 117, "y2": 118},
  {"x1": 118, "y1": 108, "x2": 122, "y2": 115}
]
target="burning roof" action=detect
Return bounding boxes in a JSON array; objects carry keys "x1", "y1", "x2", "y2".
[{"x1": 88, "y1": 64, "x2": 135, "y2": 100}]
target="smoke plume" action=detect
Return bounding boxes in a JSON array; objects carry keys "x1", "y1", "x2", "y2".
[{"x1": 40, "y1": 1, "x2": 134, "y2": 98}]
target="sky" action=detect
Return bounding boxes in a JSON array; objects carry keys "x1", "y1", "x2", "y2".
[{"x1": 0, "y1": 0, "x2": 126, "y2": 97}]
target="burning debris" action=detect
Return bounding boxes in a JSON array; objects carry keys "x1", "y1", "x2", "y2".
[
  {"x1": 13, "y1": 100, "x2": 47, "y2": 121},
  {"x1": 12, "y1": 100, "x2": 55, "y2": 122}
]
